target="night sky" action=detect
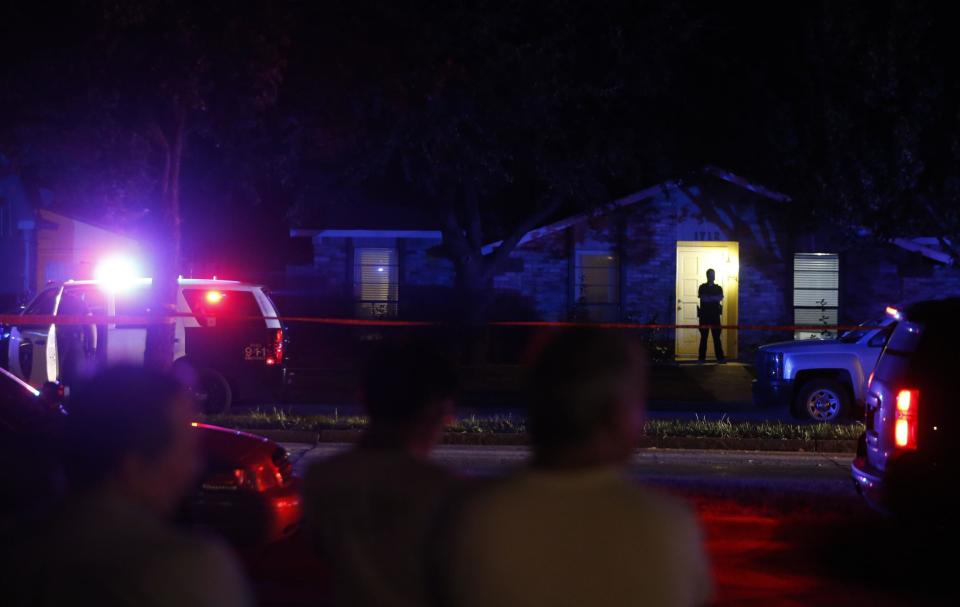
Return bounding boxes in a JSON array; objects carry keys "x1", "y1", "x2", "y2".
[{"x1": 2, "y1": 1, "x2": 958, "y2": 275}]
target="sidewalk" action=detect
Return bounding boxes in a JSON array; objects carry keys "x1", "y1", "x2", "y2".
[
  {"x1": 285, "y1": 360, "x2": 756, "y2": 410},
  {"x1": 649, "y1": 361, "x2": 754, "y2": 410}
]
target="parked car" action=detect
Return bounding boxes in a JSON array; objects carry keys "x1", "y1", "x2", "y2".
[
  {"x1": 851, "y1": 298, "x2": 960, "y2": 519},
  {"x1": 753, "y1": 312, "x2": 898, "y2": 422},
  {"x1": 4, "y1": 276, "x2": 286, "y2": 413},
  {"x1": 0, "y1": 367, "x2": 301, "y2": 546},
  {"x1": 0, "y1": 367, "x2": 67, "y2": 527},
  {"x1": 178, "y1": 423, "x2": 302, "y2": 545}
]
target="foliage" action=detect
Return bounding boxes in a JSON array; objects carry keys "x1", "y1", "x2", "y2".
[
  {"x1": 206, "y1": 409, "x2": 863, "y2": 441},
  {"x1": 288, "y1": 0, "x2": 707, "y2": 320}
]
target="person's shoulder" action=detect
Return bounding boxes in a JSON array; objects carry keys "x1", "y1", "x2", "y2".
[
  {"x1": 619, "y1": 481, "x2": 699, "y2": 526},
  {"x1": 148, "y1": 533, "x2": 253, "y2": 606}
]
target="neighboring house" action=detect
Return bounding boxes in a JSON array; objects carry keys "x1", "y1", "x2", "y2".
[
  {"x1": 289, "y1": 166, "x2": 960, "y2": 361},
  {"x1": 0, "y1": 203, "x2": 140, "y2": 308}
]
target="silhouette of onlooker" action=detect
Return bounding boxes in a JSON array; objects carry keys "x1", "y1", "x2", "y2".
[
  {"x1": 304, "y1": 338, "x2": 460, "y2": 607},
  {"x1": 11, "y1": 366, "x2": 252, "y2": 607},
  {"x1": 441, "y1": 329, "x2": 712, "y2": 607}
]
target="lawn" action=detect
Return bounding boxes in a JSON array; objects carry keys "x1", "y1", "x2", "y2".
[{"x1": 205, "y1": 409, "x2": 864, "y2": 441}]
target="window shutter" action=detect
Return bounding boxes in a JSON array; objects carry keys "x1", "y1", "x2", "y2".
[
  {"x1": 793, "y1": 253, "x2": 839, "y2": 339},
  {"x1": 354, "y1": 247, "x2": 399, "y2": 318}
]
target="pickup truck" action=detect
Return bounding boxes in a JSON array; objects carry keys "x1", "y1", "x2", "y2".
[{"x1": 753, "y1": 311, "x2": 898, "y2": 422}]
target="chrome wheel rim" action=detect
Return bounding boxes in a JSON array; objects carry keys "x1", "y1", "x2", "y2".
[{"x1": 806, "y1": 388, "x2": 841, "y2": 421}]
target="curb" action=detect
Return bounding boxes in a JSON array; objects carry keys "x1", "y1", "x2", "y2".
[{"x1": 239, "y1": 428, "x2": 856, "y2": 453}]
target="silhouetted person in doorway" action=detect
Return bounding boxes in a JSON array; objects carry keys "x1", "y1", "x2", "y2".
[{"x1": 698, "y1": 268, "x2": 725, "y2": 363}]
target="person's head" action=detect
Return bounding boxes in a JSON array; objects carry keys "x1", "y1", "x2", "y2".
[
  {"x1": 706, "y1": 268, "x2": 716, "y2": 283},
  {"x1": 527, "y1": 329, "x2": 647, "y2": 469},
  {"x1": 63, "y1": 366, "x2": 200, "y2": 516},
  {"x1": 362, "y1": 338, "x2": 459, "y2": 457}
]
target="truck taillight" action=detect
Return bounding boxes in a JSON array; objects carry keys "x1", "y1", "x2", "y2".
[
  {"x1": 267, "y1": 329, "x2": 283, "y2": 366},
  {"x1": 894, "y1": 389, "x2": 919, "y2": 450}
]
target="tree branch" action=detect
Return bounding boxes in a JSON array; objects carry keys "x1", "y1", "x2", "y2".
[
  {"x1": 442, "y1": 204, "x2": 472, "y2": 263},
  {"x1": 924, "y1": 202, "x2": 960, "y2": 264},
  {"x1": 466, "y1": 187, "x2": 482, "y2": 251},
  {"x1": 482, "y1": 197, "x2": 562, "y2": 282}
]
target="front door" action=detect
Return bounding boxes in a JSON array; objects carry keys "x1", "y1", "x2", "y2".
[{"x1": 675, "y1": 242, "x2": 739, "y2": 359}]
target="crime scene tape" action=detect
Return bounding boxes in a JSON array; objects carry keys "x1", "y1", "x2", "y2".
[{"x1": 0, "y1": 313, "x2": 884, "y2": 332}]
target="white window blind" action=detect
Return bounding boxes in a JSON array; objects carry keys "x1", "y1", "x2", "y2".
[
  {"x1": 574, "y1": 251, "x2": 619, "y2": 321},
  {"x1": 793, "y1": 253, "x2": 839, "y2": 339},
  {"x1": 354, "y1": 247, "x2": 398, "y2": 318}
]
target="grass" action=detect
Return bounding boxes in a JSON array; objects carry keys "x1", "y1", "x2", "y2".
[{"x1": 205, "y1": 409, "x2": 863, "y2": 441}]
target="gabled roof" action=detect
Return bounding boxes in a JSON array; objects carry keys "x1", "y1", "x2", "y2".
[
  {"x1": 288, "y1": 166, "x2": 792, "y2": 247},
  {"x1": 481, "y1": 166, "x2": 790, "y2": 254},
  {"x1": 891, "y1": 237, "x2": 955, "y2": 265}
]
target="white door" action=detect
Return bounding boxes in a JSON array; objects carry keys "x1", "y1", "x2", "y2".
[{"x1": 675, "y1": 245, "x2": 734, "y2": 359}]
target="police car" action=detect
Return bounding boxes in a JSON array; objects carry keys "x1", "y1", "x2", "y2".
[{"x1": 4, "y1": 276, "x2": 285, "y2": 413}]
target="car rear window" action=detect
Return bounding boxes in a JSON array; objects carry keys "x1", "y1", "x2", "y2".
[
  {"x1": 182, "y1": 289, "x2": 262, "y2": 324},
  {"x1": 873, "y1": 320, "x2": 925, "y2": 387}
]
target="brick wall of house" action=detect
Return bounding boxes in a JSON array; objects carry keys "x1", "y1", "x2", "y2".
[
  {"x1": 900, "y1": 263, "x2": 960, "y2": 304},
  {"x1": 282, "y1": 236, "x2": 350, "y2": 315},
  {"x1": 737, "y1": 246, "x2": 793, "y2": 355},
  {"x1": 622, "y1": 196, "x2": 677, "y2": 327},
  {"x1": 493, "y1": 230, "x2": 569, "y2": 320},
  {"x1": 400, "y1": 238, "x2": 456, "y2": 319},
  {"x1": 841, "y1": 246, "x2": 960, "y2": 324}
]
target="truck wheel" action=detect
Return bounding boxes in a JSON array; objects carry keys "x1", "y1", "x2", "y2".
[
  {"x1": 795, "y1": 378, "x2": 849, "y2": 423},
  {"x1": 196, "y1": 368, "x2": 233, "y2": 415}
]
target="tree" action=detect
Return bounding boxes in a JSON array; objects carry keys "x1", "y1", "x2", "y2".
[
  {"x1": 290, "y1": 0, "x2": 705, "y2": 326},
  {"x1": 764, "y1": 1, "x2": 960, "y2": 258},
  {"x1": 1, "y1": 0, "x2": 292, "y2": 367}
]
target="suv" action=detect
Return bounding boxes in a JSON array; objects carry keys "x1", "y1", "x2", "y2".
[
  {"x1": 753, "y1": 312, "x2": 898, "y2": 422},
  {"x1": 852, "y1": 298, "x2": 960, "y2": 518},
  {"x1": 4, "y1": 278, "x2": 285, "y2": 413}
]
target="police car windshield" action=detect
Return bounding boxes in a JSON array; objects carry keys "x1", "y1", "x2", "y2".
[{"x1": 838, "y1": 319, "x2": 882, "y2": 343}]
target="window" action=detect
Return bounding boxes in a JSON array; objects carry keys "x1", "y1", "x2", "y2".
[
  {"x1": 354, "y1": 247, "x2": 398, "y2": 318},
  {"x1": 793, "y1": 253, "x2": 839, "y2": 339},
  {"x1": 574, "y1": 251, "x2": 619, "y2": 321},
  {"x1": 183, "y1": 289, "x2": 263, "y2": 326},
  {"x1": 58, "y1": 287, "x2": 108, "y2": 316}
]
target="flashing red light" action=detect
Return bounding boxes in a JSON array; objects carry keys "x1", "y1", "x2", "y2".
[
  {"x1": 205, "y1": 290, "x2": 225, "y2": 304},
  {"x1": 894, "y1": 389, "x2": 919, "y2": 450},
  {"x1": 270, "y1": 329, "x2": 284, "y2": 366}
]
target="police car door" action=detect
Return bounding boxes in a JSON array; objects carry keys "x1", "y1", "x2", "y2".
[
  {"x1": 7, "y1": 287, "x2": 60, "y2": 387},
  {"x1": 108, "y1": 286, "x2": 151, "y2": 365}
]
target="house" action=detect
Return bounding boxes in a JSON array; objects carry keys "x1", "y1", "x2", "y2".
[
  {"x1": 0, "y1": 181, "x2": 140, "y2": 309},
  {"x1": 289, "y1": 166, "x2": 960, "y2": 360}
]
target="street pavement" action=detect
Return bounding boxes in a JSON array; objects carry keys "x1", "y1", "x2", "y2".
[
  {"x1": 284, "y1": 443, "x2": 853, "y2": 489},
  {"x1": 254, "y1": 444, "x2": 952, "y2": 607}
]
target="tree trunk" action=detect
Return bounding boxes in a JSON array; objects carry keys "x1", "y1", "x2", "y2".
[{"x1": 144, "y1": 116, "x2": 185, "y2": 371}]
